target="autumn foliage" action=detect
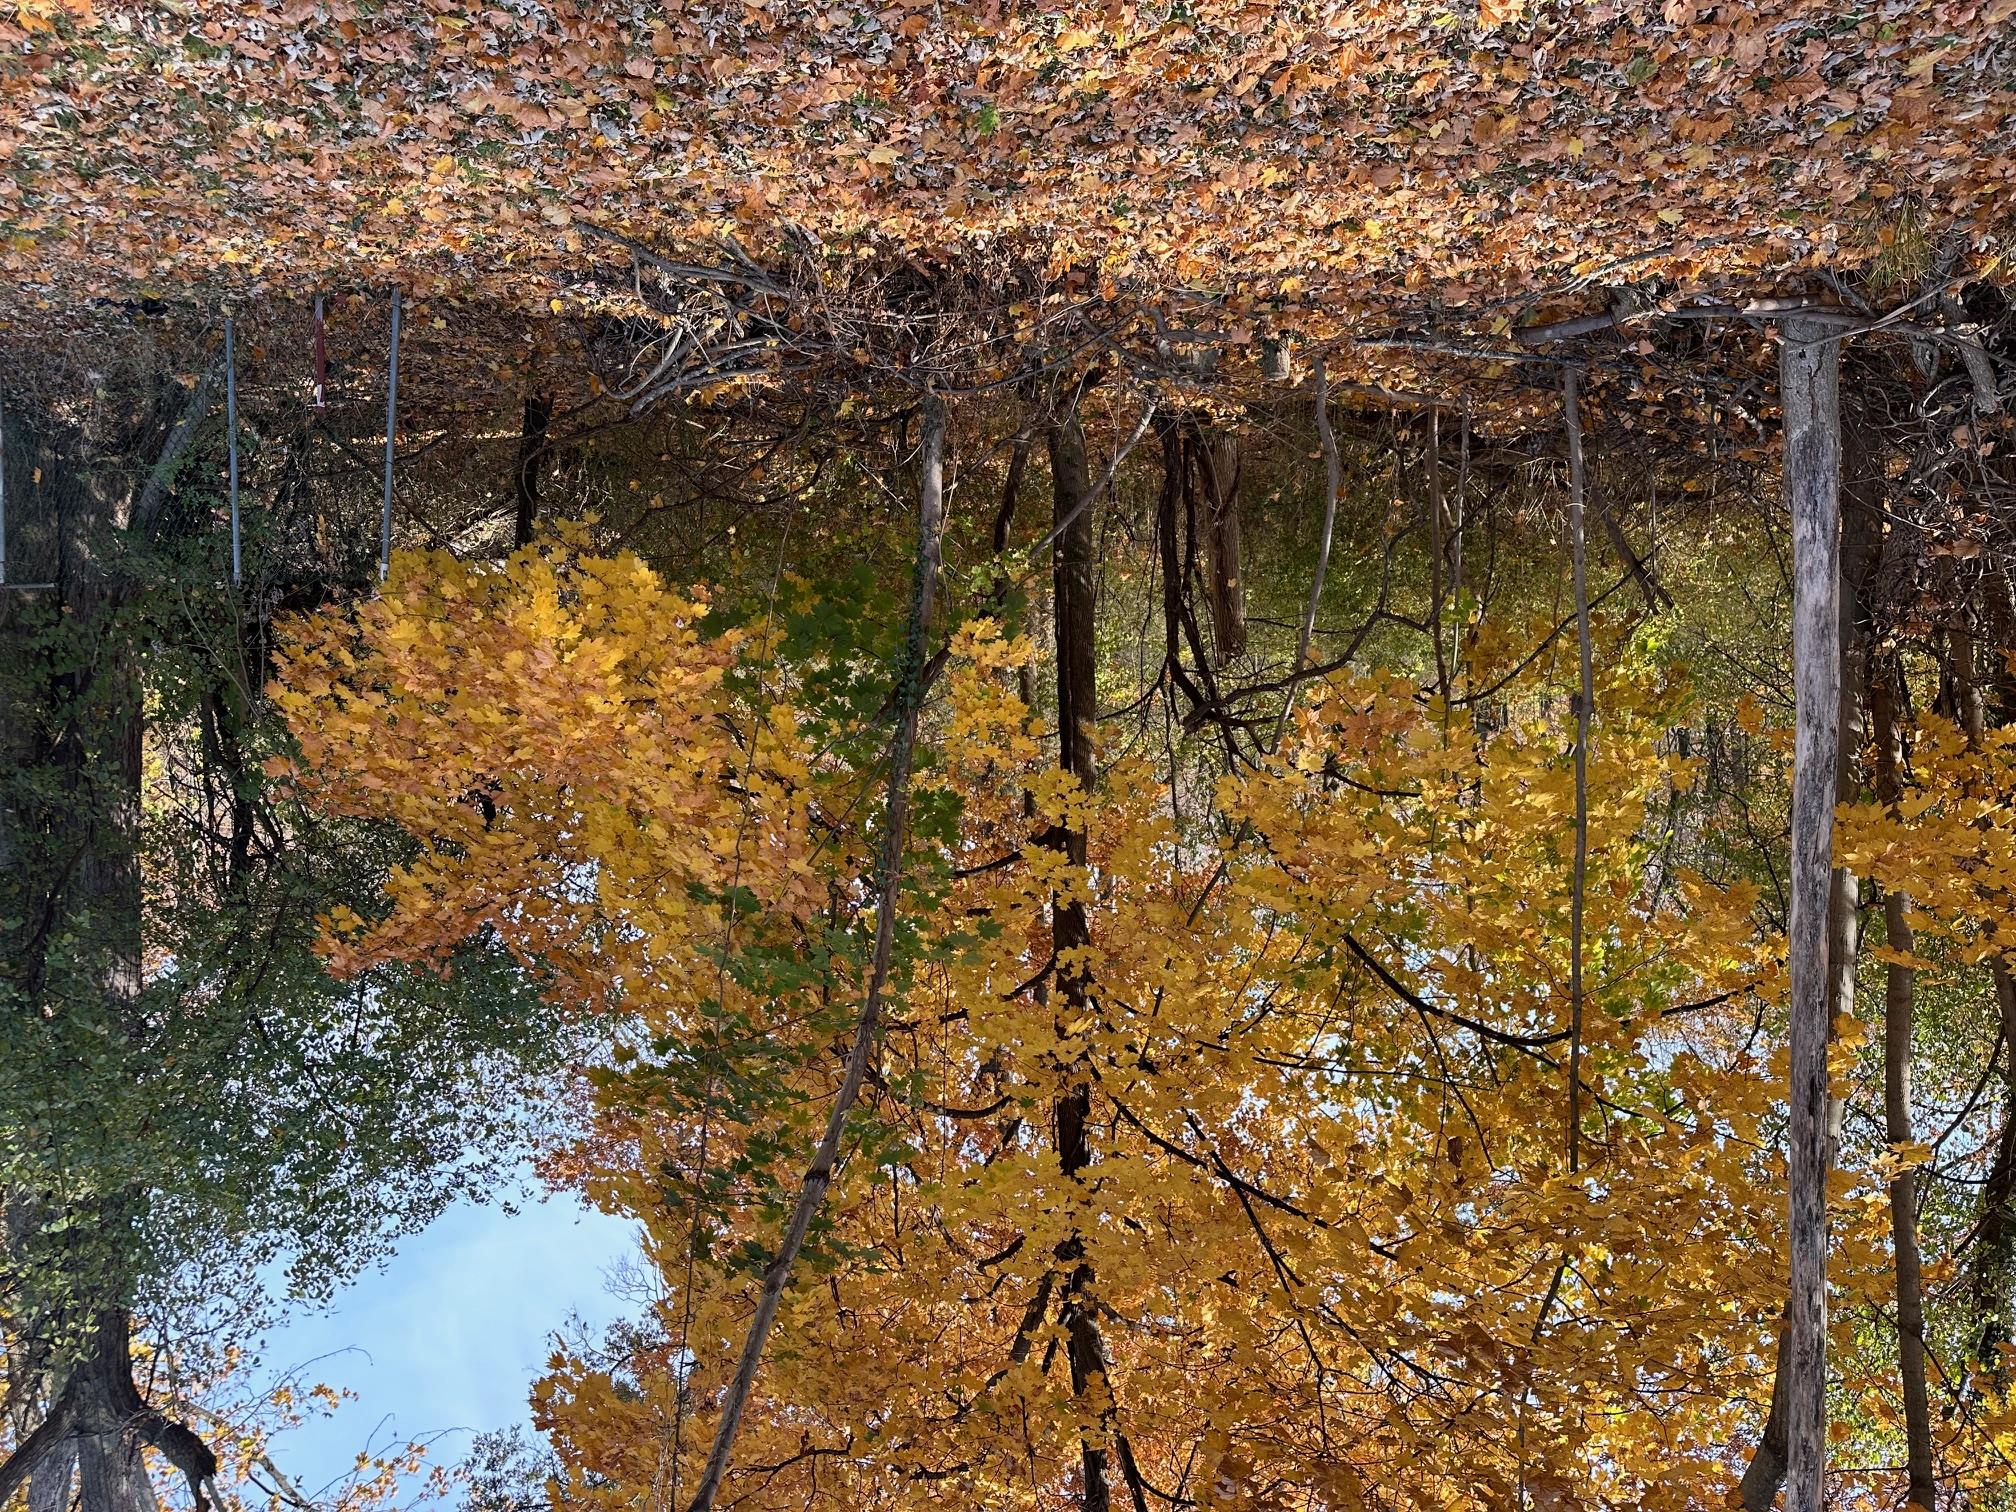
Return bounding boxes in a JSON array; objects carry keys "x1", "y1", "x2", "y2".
[
  {"x1": 262, "y1": 527, "x2": 2016, "y2": 1508},
  {"x1": 4, "y1": 0, "x2": 2012, "y2": 1503},
  {"x1": 4, "y1": 0, "x2": 2013, "y2": 350}
]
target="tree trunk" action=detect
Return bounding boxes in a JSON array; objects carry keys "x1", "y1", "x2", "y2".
[
  {"x1": 1564, "y1": 369, "x2": 1591, "y2": 1175},
  {"x1": 1739, "y1": 1318, "x2": 1792, "y2": 1509},
  {"x1": 1193, "y1": 424, "x2": 1246, "y2": 666},
  {"x1": 512, "y1": 390, "x2": 552, "y2": 550},
  {"x1": 1977, "y1": 969, "x2": 2016, "y2": 1385},
  {"x1": 1921, "y1": 601, "x2": 2016, "y2": 1397},
  {"x1": 1155, "y1": 419, "x2": 1227, "y2": 748},
  {"x1": 1046, "y1": 398, "x2": 1112, "y2": 1512},
  {"x1": 0, "y1": 370, "x2": 226, "y2": 1512},
  {"x1": 26, "y1": 1439, "x2": 75, "y2": 1512},
  {"x1": 1774, "y1": 316, "x2": 1844, "y2": 1512},
  {"x1": 1742, "y1": 354, "x2": 1892, "y2": 1512},
  {"x1": 1871, "y1": 654, "x2": 1939, "y2": 1511},
  {"x1": 1051, "y1": 409, "x2": 1098, "y2": 794},
  {"x1": 1822, "y1": 397, "x2": 1884, "y2": 1151},
  {"x1": 0, "y1": 1309, "x2": 218, "y2": 1512}
]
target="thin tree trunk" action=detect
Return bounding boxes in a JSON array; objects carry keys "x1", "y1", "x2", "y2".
[
  {"x1": 1194, "y1": 425, "x2": 1245, "y2": 665},
  {"x1": 1451, "y1": 408, "x2": 1468, "y2": 684},
  {"x1": 1778, "y1": 314, "x2": 1845, "y2": 1512},
  {"x1": 1590, "y1": 467, "x2": 1674, "y2": 615},
  {"x1": 1740, "y1": 1320, "x2": 1792, "y2": 1508},
  {"x1": 1428, "y1": 408, "x2": 1452, "y2": 703},
  {"x1": 1046, "y1": 396, "x2": 1112, "y2": 1512},
  {"x1": 1872, "y1": 654, "x2": 1939, "y2": 1511},
  {"x1": 1978, "y1": 969, "x2": 2016, "y2": 1383},
  {"x1": 1564, "y1": 367, "x2": 1591, "y2": 1175},
  {"x1": 682, "y1": 395, "x2": 948, "y2": 1512},
  {"x1": 1152, "y1": 415, "x2": 1233, "y2": 759},
  {"x1": 1051, "y1": 407, "x2": 1097, "y2": 793},
  {"x1": 1823, "y1": 414, "x2": 1884, "y2": 1157},
  {"x1": 1975, "y1": 589, "x2": 2016, "y2": 1409},
  {"x1": 512, "y1": 391, "x2": 552, "y2": 549}
]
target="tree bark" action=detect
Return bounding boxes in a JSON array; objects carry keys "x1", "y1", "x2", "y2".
[
  {"x1": 1977, "y1": 968, "x2": 2016, "y2": 1383},
  {"x1": 25, "y1": 1437, "x2": 75, "y2": 1512},
  {"x1": 1969, "y1": 587, "x2": 2016, "y2": 1411},
  {"x1": 0, "y1": 365, "x2": 229, "y2": 1512},
  {"x1": 682, "y1": 396, "x2": 948, "y2": 1512},
  {"x1": 1564, "y1": 368, "x2": 1591, "y2": 1175},
  {"x1": 1193, "y1": 424, "x2": 1246, "y2": 666},
  {"x1": 1741, "y1": 347, "x2": 1885, "y2": 1512},
  {"x1": 1046, "y1": 396, "x2": 1112, "y2": 1512},
  {"x1": 1156, "y1": 418, "x2": 1233, "y2": 759},
  {"x1": 0, "y1": 1308, "x2": 220, "y2": 1512},
  {"x1": 1824, "y1": 412, "x2": 1886, "y2": 1157},
  {"x1": 1740, "y1": 1319, "x2": 1792, "y2": 1510},
  {"x1": 1777, "y1": 314, "x2": 1844, "y2": 1512},
  {"x1": 511, "y1": 391, "x2": 552, "y2": 550}
]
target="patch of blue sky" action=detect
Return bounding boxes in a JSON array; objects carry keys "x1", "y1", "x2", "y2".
[{"x1": 255, "y1": 1190, "x2": 642, "y2": 1503}]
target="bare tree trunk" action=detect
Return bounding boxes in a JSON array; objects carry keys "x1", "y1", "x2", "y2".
[
  {"x1": 1740, "y1": 1319, "x2": 1792, "y2": 1508},
  {"x1": 1046, "y1": 396, "x2": 1113, "y2": 1512},
  {"x1": 512, "y1": 390, "x2": 552, "y2": 550},
  {"x1": 1153, "y1": 416, "x2": 1232, "y2": 758},
  {"x1": 1871, "y1": 654, "x2": 1940, "y2": 1510},
  {"x1": 1779, "y1": 315, "x2": 1843, "y2": 1512},
  {"x1": 682, "y1": 396, "x2": 948, "y2": 1512},
  {"x1": 1823, "y1": 411, "x2": 1885, "y2": 1155},
  {"x1": 26, "y1": 1440, "x2": 74, "y2": 1512},
  {"x1": 1427, "y1": 409, "x2": 1464, "y2": 700},
  {"x1": 1564, "y1": 369, "x2": 1591, "y2": 1175},
  {"x1": 1051, "y1": 407, "x2": 1097, "y2": 794},
  {"x1": 1741, "y1": 353, "x2": 1886, "y2": 1512},
  {"x1": 1978, "y1": 969, "x2": 2016, "y2": 1384},
  {"x1": 1194, "y1": 424, "x2": 1246, "y2": 666},
  {"x1": 65, "y1": 1311, "x2": 216, "y2": 1512}
]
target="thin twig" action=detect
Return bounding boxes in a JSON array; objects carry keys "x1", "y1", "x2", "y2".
[{"x1": 684, "y1": 396, "x2": 950, "y2": 1512}]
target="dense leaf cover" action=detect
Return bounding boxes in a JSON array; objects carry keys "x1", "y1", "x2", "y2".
[
  {"x1": 268, "y1": 536, "x2": 2016, "y2": 1507},
  {"x1": 4, "y1": 1, "x2": 2012, "y2": 340}
]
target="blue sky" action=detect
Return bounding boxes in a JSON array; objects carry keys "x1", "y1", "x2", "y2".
[{"x1": 257, "y1": 1192, "x2": 642, "y2": 1500}]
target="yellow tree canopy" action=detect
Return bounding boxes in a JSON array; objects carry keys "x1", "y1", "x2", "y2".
[{"x1": 269, "y1": 540, "x2": 1947, "y2": 1509}]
